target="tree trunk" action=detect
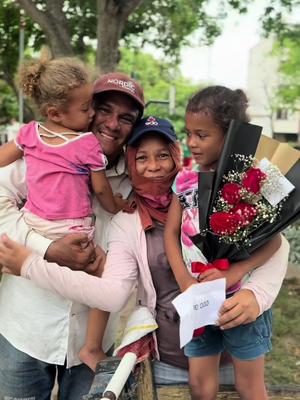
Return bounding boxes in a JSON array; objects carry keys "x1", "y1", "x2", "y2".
[
  {"x1": 16, "y1": 0, "x2": 74, "y2": 57},
  {"x1": 96, "y1": 0, "x2": 143, "y2": 73}
]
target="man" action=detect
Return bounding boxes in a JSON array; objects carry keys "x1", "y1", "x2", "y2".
[{"x1": 0, "y1": 72, "x2": 144, "y2": 400}]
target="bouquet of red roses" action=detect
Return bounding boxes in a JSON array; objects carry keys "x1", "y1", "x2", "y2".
[
  {"x1": 209, "y1": 154, "x2": 284, "y2": 247},
  {"x1": 191, "y1": 120, "x2": 300, "y2": 263}
]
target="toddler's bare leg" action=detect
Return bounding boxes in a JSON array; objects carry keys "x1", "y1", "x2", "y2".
[{"x1": 79, "y1": 308, "x2": 109, "y2": 371}]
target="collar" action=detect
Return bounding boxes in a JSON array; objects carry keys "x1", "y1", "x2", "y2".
[{"x1": 106, "y1": 152, "x2": 127, "y2": 177}]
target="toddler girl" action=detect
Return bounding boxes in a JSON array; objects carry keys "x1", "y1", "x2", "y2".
[{"x1": 165, "y1": 86, "x2": 281, "y2": 399}]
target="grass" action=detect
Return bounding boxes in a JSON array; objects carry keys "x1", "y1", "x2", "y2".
[{"x1": 265, "y1": 277, "x2": 300, "y2": 385}]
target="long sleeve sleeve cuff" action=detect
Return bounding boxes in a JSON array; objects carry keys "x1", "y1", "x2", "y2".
[
  {"x1": 21, "y1": 252, "x2": 42, "y2": 279},
  {"x1": 26, "y1": 230, "x2": 52, "y2": 257}
]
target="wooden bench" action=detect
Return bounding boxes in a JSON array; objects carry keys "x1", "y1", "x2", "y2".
[{"x1": 83, "y1": 357, "x2": 300, "y2": 400}]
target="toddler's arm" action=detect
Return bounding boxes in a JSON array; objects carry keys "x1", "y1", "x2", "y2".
[
  {"x1": 0, "y1": 140, "x2": 23, "y2": 167},
  {"x1": 164, "y1": 194, "x2": 198, "y2": 292},
  {"x1": 91, "y1": 170, "x2": 126, "y2": 214}
]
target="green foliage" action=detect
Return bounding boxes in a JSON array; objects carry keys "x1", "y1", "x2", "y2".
[
  {"x1": 265, "y1": 278, "x2": 300, "y2": 384},
  {"x1": 124, "y1": 0, "x2": 222, "y2": 62},
  {"x1": 0, "y1": 1, "x2": 43, "y2": 82},
  {"x1": 283, "y1": 221, "x2": 300, "y2": 264},
  {"x1": 273, "y1": 27, "x2": 300, "y2": 107},
  {"x1": 0, "y1": 81, "x2": 18, "y2": 123},
  {"x1": 119, "y1": 48, "x2": 200, "y2": 139},
  {"x1": 1, "y1": 0, "x2": 299, "y2": 122}
]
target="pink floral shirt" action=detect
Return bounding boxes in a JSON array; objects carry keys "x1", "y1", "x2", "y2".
[
  {"x1": 172, "y1": 167, "x2": 207, "y2": 278},
  {"x1": 173, "y1": 168, "x2": 242, "y2": 294}
]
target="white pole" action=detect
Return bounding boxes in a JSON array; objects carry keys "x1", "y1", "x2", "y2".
[
  {"x1": 18, "y1": 10, "x2": 25, "y2": 124},
  {"x1": 169, "y1": 85, "x2": 176, "y2": 115},
  {"x1": 101, "y1": 352, "x2": 137, "y2": 400}
]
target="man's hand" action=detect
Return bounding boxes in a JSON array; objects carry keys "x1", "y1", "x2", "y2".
[
  {"x1": 217, "y1": 289, "x2": 260, "y2": 329},
  {"x1": 84, "y1": 245, "x2": 107, "y2": 276},
  {"x1": 45, "y1": 233, "x2": 96, "y2": 271}
]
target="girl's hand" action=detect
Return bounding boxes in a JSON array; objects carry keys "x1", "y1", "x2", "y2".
[
  {"x1": 199, "y1": 268, "x2": 239, "y2": 289},
  {"x1": 0, "y1": 234, "x2": 31, "y2": 276},
  {"x1": 198, "y1": 268, "x2": 226, "y2": 283}
]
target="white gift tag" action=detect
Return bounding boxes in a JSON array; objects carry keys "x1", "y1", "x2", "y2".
[
  {"x1": 172, "y1": 279, "x2": 226, "y2": 348},
  {"x1": 258, "y1": 158, "x2": 295, "y2": 206}
]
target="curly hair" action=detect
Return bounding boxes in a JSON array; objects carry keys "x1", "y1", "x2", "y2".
[
  {"x1": 186, "y1": 85, "x2": 250, "y2": 134},
  {"x1": 19, "y1": 50, "x2": 90, "y2": 117}
]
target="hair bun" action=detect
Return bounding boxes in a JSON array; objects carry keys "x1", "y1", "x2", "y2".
[
  {"x1": 19, "y1": 46, "x2": 52, "y2": 97},
  {"x1": 234, "y1": 89, "x2": 248, "y2": 105}
]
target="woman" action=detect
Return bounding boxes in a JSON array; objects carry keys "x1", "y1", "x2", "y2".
[{"x1": 0, "y1": 116, "x2": 289, "y2": 385}]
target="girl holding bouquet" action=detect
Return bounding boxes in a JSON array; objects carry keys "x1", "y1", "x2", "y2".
[{"x1": 165, "y1": 86, "x2": 282, "y2": 400}]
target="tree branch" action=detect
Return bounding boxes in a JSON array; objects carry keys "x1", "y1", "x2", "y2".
[{"x1": 16, "y1": 0, "x2": 73, "y2": 57}]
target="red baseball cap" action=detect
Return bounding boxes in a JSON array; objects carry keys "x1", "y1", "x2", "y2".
[{"x1": 93, "y1": 72, "x2": 145, "y2": 115}]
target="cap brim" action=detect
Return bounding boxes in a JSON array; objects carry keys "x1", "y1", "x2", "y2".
[
  {"x1": 93, "y1": 87, "x2": 144, "y2": 112},
  {"x1": 128, "y1": 127, "x2": 175, "y2": 145}
]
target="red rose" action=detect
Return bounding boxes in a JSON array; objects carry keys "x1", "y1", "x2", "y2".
[
  {"x1": 242, "y1": 167, "x2": 266, "y2": 194},
  {"x1": 210, "y1": 211, "x2": 243, "y2": 235},
  {"x1": 232, "y1": 203, "x2": 257, "y2": 226},
  {"x1": 221, "y1": 183, "x2": 242, "y2": 205}
]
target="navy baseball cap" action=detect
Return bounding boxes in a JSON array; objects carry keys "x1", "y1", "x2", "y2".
[{"x1": 128, "y1": 116, "x2": 177, "y2": 145}]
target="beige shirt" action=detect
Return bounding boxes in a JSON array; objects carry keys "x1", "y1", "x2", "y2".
[{"x1": 0, "y1": 156, "x2": 131, "y2": 367}]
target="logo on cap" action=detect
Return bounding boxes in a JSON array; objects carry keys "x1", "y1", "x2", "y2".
[
  {"x1": 107, "y1": 78, "x2": 136, "y2": 93},
  {"x1": 145, "y1": 116, "x2": 158, "y2": 126}
]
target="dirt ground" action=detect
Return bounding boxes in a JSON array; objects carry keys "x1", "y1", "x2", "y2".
[{"x1": 157, "y1": 385, "x2": 300, "y2": 399}]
